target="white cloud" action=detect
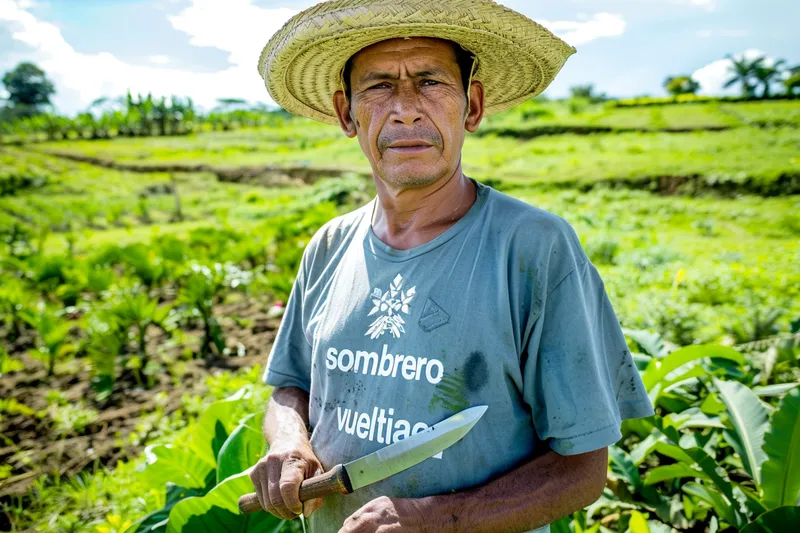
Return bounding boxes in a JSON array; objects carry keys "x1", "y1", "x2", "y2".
[
  {"x1": 148, "y1": 55, "x2": 170, "y2": 64},
  {"x1": 0, "y1": 0, "x2": 627, "y2": 115},
  {"x1": 692, "y1": 49, "x2": 764, "y2": 95},
  {"x1": 0, "y1": 0, "x2": 298, "y2": 115},
  {"x1": 540, "y1": 13, "x2": 627, "y2": 46}
]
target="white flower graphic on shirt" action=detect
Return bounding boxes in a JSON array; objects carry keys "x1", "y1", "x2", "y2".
[{"x1": 365, "y1": 274, "x2": 417, "y2": 339}]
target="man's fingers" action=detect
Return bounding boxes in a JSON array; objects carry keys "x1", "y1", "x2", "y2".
[
  {"x1": 266, "y1": 456, "x2": 295, "y2": 520},
  {"x1": 279, "y1": 459, "x2": 305, "y2": 516},
  {"x1": 304, "y1": 496, "x2": 325, "y2": 517}
]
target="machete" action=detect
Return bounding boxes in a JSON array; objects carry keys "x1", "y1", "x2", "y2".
[{"x1": 238, "y1": 404, "x2": 488, "y2": 513}]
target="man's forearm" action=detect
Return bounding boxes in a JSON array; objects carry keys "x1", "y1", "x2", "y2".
[
  {"x1": 263, "y1": 386, "x2": 311, "y2": 447},
  {"x1": 415, "y1": 447, "x2": 608, "y2": 533}
]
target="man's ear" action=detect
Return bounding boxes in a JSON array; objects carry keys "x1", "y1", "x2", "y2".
[
  {"x1": 333, "y1": 90, "x2": 357, "y2": 138},
  {"x1": 464, "y1": 80, "x2": 485, "y2": 134}
]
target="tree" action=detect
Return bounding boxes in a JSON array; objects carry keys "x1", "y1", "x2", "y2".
[
  {"x1": 664, "y1": 75, "x2": 700, "y2": 96},
  {"x1": 753, "y1": 59, "x2": 786, "y2": 98},
  {"x1": 723, "y1": 54, "x2": 763, "y2": 97},
  {"x1": 569, "y1": 84, "x2": 609, "y2": 103},
  {"x1": 1, "y1": 62, "x2": 56, "y2": 119},
  {"x1": 783, "y1": 65, "x2": 800, "y2": 95}
]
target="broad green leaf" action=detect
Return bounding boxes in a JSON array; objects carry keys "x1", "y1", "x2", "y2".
[
  {"x1": 683, "y1": 483, "x2": 740, "y2": 528},
  {"x1": 167, "y1": 470, "x2": 286, "y2": 533},
  {"x1": 623, "y1": 328, "x2": 667, "y2": 357},
  {"x1": 644, "y1": 463, "x2": 709, "y2": 486},
  {"x1": 752, "y1": 383, "x2": 799, "y2": 397},
  {"x1": 609, "y1": 446, "x2": 643, "y2": 491},
  {"x1": 700, "y1": 393, "x2": 727, "y2": 415},
  {"x1": 126, "y1": 484, "x2": 206, "y2": 533},
  {"x1": 140, "y1": 444, "x2": 215, "y2": 490},
  {"x1": 189, "y1": 387, "x2": 252, "y2": 466},
  {"x1": 629, "y1": 433, "x2": 662, "y2": 466},
  {"x1": 217, "y1": 412, "x2": 266, "y2": 483},
  {"x1": 653, "y1": 441, "x2": 694, "y2": 465},
  {"x1": 760, "y1": 387, "x2": 800, "y2": 509},
  {"x1": 715, "y1": 379, "x2": 770, "y2": 486},
  {"x1": 735, "y1": 484, "x2": 769, "y2": 519},
  {"x1": 642, "y1": 345, "x2": 744, "y2": 391},
  {"x1": 739, "y1": 506, "x2": 800, "y2": 533},
  {"x1": 682, "y1": 447, "x2": 737, "y2": 505},
  {"x1": 628, "y1": 511, "x2": 650, "y2": 533}
]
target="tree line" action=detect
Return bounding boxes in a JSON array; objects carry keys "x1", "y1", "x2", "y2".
[
  {"x1": 0, "y1": 62, "x2": 291, "y2": 143},
  {"x1": 665, "y1": 54, "x2": 799, "y2": 97}
]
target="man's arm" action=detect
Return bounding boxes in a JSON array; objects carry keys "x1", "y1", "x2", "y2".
[
  {"x1": 339, "y1": 446, "x2": 607, "y2": 533},
  {"x1": 250, "y1": 386, "x2": 325, "y2": 520}
]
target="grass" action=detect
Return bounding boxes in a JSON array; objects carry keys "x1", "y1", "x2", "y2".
[{"x1": 27, "y1": 101, "x2": 800, "y2": 192}]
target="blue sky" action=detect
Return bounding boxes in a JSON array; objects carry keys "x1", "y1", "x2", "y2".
[{"x1": 1, "y1": 0, "x2": 797, "y2": 116}]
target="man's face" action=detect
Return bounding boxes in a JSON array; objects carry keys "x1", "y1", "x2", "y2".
[{"x1": 333, "y1": 37, "x2": 483, "y2": 189}]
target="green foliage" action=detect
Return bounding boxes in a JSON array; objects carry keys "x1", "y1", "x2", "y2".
[
  {"x1": 1, "y1": 62, "x2": 55, "y2": 115},
  {"x1": 664, "y1": 75, "x2": 700, "y2": 96},
  {"x1": 760, "y1": 388, "x2": 800, "y2": 508}
]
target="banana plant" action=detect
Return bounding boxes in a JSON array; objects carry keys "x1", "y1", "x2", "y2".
[
  {"x1": 24, "y1": 307, "x2": 74, "y2": 376},
  {"x1": 111, "y1": 290, "x2": 173, "y2": 372}
]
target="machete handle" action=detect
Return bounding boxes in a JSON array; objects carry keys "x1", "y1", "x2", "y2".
[{"x1": 238, "y1": 463, "x2": 353, "y2": 514}]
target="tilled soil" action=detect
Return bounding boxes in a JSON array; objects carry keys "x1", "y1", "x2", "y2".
[{"x1": 0, "y1": 298, "x2": 282, "y2": 502}]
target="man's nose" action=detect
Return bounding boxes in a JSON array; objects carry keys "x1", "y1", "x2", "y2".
[{"x1": 390, "y1": 84, "x2": 423, "y2": 125}]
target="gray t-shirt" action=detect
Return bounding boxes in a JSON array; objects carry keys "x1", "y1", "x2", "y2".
[{"x1": 263, "y1": 178, "x2": 654, "y2": 533}]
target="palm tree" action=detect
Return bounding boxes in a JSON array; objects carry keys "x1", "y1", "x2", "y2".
[
  {"x1": 753, "y1": 59, "x2": 786, "y2": 98},
  {"x1": 723, "y1": 54, "x2": 764, "y2": 97},
  {"x1": 784, "y1": 65, "x2": 800, "y2": 96}
]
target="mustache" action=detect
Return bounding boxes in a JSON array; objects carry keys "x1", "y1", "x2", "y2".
[{"x1": 377, "y1": 131, "x2": 442, "y2": 152}]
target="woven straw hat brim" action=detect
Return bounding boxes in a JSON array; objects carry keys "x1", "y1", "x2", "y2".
[{"x1": 258, "y1": 0, "x2": 576, "y2": 125}]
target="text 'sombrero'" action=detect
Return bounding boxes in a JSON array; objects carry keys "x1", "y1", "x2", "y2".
[{"x1": 257, "y1": 0, "x2": 576, "y2": 125}]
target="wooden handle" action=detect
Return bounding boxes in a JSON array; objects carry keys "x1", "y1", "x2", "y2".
[{"x1": 238, "y1": 464, "x2": 353, "y2": 514}]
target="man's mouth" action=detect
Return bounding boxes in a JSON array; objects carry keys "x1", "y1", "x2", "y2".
[{"x1": 387, "y1": 140, "x2": 433, "y2": 154}]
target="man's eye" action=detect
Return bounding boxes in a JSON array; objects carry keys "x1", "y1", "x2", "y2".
[
  {"x1": 369, "y1": 83, "x2": 389, "y2": 90},
  {"x1": 422, "y1": 79, "x2": 439, "y2": 86}
]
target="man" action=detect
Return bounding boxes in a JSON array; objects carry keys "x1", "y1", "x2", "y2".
[{"x1": 250, "y1": 1, "x2": 654, "y2": 532}]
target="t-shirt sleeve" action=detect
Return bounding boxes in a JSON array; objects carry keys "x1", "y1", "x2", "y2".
[
  {"x1": 262, "y1": 260, "x2": 313, "y2": 392},
  {"x1": 522, "y1": 259, "x2": 654, "y2": 456}
]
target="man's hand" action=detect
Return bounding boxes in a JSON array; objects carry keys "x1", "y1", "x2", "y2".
[
  {"x1": 253, "y1": 386, "x2": 325, "y2": 520},
  {"x1": 249, "y1": 440, "x2": 325, "y2": 520},
  {"x1": 339, "y1": 496, "x2": 428, "y2": 533}
]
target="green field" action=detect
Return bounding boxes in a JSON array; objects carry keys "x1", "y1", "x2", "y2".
[{"x1": 1, "y1": 99, "x2": 799, "y2": 532}]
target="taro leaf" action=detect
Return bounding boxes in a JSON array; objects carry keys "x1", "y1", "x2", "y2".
[
  {"x1": 715, "y1": 379, "x2": 770, "y2": 486},
  {"x1": 139, "y1": 444, "x2": 215, "y2": 490},
  {"x1": 126, "y1": 483, "x2": 207, "y2": 533},
  {"x1": 642, "y1": 345, "x2": 744, "y2": 391},
  {"x1": 760, "y1": 387, "x2": 800, "y2": 509},
  {"x1": 189, "y1": 387, "x2": 252, "y2": 466},
  {"x1": 739, "y1": 506, "x2": 800, "y2": 533},
  {"x1": 217, "y1": 412, "x2": 266, "y2": 483},
  {"x1": 644, "y1": 463, "x2": 710, "y2": 486},
  {"x1": 166, "y1": 470, "x2": 286, "y2": 533},
  {"x1": 211, "y1": 420, "x2": 229, "y2": 468}
]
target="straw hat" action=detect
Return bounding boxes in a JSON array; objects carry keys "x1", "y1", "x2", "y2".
[{"x1": 257, "y1": 0, "x2": 576, "y2": 125}]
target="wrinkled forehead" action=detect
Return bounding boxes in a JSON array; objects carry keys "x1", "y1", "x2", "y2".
[{"x1": 347, "y1": 37, "x2": 460, "y2": 77}]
